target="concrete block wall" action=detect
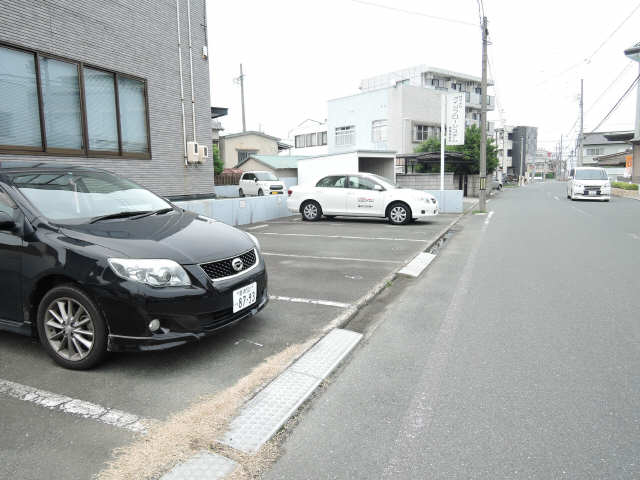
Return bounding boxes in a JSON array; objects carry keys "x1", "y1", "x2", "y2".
[
  {"x1": 0, "y1": 0, "x2": 213, "y2": 197},
  {"x1": 176, "y1": 195, "x2": 292, "y2": 226},
  {"x1": 396, "y1": 173, "x2": 455, "y2": 190}
]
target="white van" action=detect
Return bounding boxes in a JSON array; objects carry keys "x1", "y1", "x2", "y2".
[
  {"x1": 567, "y1": 167, "x2": 611, "y2": 201},
  {"x1": 238, "y1": 171, "x2": 286, "y2": 197}
]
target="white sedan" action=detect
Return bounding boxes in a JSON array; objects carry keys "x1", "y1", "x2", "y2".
[{"x1": 287, "y1": 173, "x2": 438, "y2": 225}]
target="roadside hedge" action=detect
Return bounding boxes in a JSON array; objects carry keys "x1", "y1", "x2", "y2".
[{"x1": 611, "y1": 181, "x2": 639, "y2": 191}]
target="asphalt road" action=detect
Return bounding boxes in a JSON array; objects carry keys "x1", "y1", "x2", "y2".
[{"x1": 265, "y1": 182, "x2": 640, "y2": 479}]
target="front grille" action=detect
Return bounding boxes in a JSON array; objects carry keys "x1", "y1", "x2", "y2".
[
  {"x1": 270, "y1": 185, "x2": 283, "y2": 190},
  {"x1": 200, "y1": 249, "x2": 257, "y2": 280}
]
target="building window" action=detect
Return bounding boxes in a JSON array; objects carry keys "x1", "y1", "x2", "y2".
[
  {"x1": 585, "y1": 147, "x2": 603, "y2": 156},
  {"x1": 414, "y1": 124, "x2": 440, "y2": 142},
  {"x1": 335, "y1": 126, "x2": 355, "y2": 146},
  {"x1": 450, "y1": 82, "x2": 462, "y2": 91},
  {"x1": 0, "y1": 47, "x2": 41, "y2": 148},
  {"x1": 39, "y1": 57, "x2": 83, "y2": 150},
  {"x1": 84, "y1": 68, "x2": 119, "y2": 152},
  {"x1": 507, "y1": 149, "x2": 513, "y2": 157},
  {"x1": 0, "y1": 42, "x2": 150, "y2": 158},
  {"x1": 295, "y1": 131, "x2": 327, "y2": 148},
  {"x1": 371, "y1": 119, "x2": 387, "y2": 143},
  {"x1": 237, "y1": 150, "x2": 257, "y2": 164},
  {"x1": 507, "y1": 132, "x2": 513, "y2": 140},
  {"x1": 395, "y1": 79, "x2": 409, "y2": 87}
]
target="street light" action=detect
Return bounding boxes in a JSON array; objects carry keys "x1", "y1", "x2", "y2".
[{"x1": 624, "y1": 42, "x2": 640, "y2": 183}]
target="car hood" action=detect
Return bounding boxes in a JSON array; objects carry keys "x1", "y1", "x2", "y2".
[
  {"x1": 573, "y1": 179, "x2": 609, "y2": 185},
  {"x1": 391, "y1": 188, "x2": 435, "y2": 200},
  {"x1": 59, "y1": 210, "x2": 255, "y2": 265}
]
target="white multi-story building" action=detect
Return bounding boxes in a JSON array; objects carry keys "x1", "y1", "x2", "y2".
[
  {"x1": 326, "y1": 65, "x2": 495, "y2": 156},
  {"x1": 495, "y1": 125, "x2": 514, "y2": 176},
  {"x1": 281, "y1": 119, "x2": 328, "y2": 156}
]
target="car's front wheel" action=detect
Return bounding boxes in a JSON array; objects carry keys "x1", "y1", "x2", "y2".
[
  {"x1": 239, "y1": 188, "x2": 245, "y2": 198},
  {"x1": 301, "y1": 200, "x2": 322, "y2": 221},
  {"x1": 387, "y1": 202, "x2": 411, "y2": 225},
  {"x1": 258, "y1": 189, "x2": 264, "y2": 196},
  {"x1": 36, "y1": 285, "x2": 108, "y2": 370}
]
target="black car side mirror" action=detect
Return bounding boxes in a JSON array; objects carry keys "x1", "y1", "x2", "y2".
[{"x1": 0, "y1": 211, "x2": 15, "y2": 230}]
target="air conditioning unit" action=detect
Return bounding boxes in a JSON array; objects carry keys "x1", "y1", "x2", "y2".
[
  {"x1": 198, "y1": 144, "x2": 209, "y2": 163},
  {"x1": 186, "y1": 141, "x2": 199, "y2": 164}
]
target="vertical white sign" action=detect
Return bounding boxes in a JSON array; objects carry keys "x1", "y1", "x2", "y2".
[{"x1": 446, "y1": 93, "x2": 466, "y2": 146}]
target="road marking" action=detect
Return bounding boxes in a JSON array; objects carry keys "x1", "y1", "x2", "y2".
[
  {"x1": 554, "y1": 196, "x2": 559, "y2": 200},
  {"x1": 484, "y1": 210, "x2": 494, "y2": 225},
  {"x1": 398, "y1": 252, "x2": 436, "y2": 277},
  {"x1": 569, "y1": 205, "x2": 592, "y2": 216},
  {"x1": 262, "y1": 252, "x2": 402, "y2": 264},
  {"x1": 0, "y1": 378, "x2": 148, "y2": 433},
  {"x1": 628, "y1": 233, "x2": 640, "y2": 240},
  {"x1": 235, "y1": 338, "x2": 264, "y2": 348},
  {"x1": 258, "y1": 232, "x2": 425, "y2": 242},
  {"x1": 269, "y1": 295, "x2": 351, "y2": 309},
  {"x1": 246, "y1": 224, "x2": 269, "y2": 230}
]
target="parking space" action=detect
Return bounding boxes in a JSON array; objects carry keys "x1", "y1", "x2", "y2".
[{"x1": 0, "y1": 212, "x2": 460, "y2": 480}]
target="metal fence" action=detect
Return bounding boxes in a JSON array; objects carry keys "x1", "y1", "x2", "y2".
[{"x1": 214, "y1": 173, "x2": 242, "y2": 185}]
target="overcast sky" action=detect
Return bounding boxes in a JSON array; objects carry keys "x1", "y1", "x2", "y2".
[{"x1": 207, "y1": 0, "x2": 639, "y2": 153}]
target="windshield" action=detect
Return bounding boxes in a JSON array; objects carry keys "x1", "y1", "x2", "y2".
[
  {"x1": 575, "y1": 169, "x2": 608, "y2": 180},
  {"x1": 256, "y1": 172, "x2": 278, "y2": 181},
  {"x1": 10, "y1": 170, "x2": 171, "y2": 225},
  {"x1": 366, "y1": 174, "x2": 397, "y2": 189}
]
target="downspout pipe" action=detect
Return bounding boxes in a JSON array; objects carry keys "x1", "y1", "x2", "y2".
[
  {"x1": 186, "y1": 0, "x2": 197, "y2": 143},
  {"x1": 176, "y1": 0, "x2": 187, "y2": 159}
]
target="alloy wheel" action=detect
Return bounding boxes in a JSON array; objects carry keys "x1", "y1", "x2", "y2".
[
  {"x1": 43, "y1": 297, "x2": 95, "y2": 361},
  {"x1": 303, "y1": 203, "x2": 318, "y2": 220},
  {"x1": 390, "y1": 205, "x2": 407, "y2": 224}
]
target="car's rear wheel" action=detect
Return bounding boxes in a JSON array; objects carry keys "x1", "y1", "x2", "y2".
[
  {"x1": 36, "y1": 285, "x2": 108, "y2": 370},
  {"x1": 301, "y1": 200, "x2": 322, "y2": 221},
  {"x1": 387, "y1": 202, "x2": 411, "y2": 225},
  {"x1": 239, "y1": 188, "x2": 245, "y2": 197}
]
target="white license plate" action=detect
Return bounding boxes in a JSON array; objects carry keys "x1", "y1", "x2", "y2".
[
  {"x1": 233, "y1": 282, "x2": 257, "y2": 313},
  {"x1": 589, "y1": 190, "x2": 596, "y2": 196}
]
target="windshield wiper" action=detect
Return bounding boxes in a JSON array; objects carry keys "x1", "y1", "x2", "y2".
[
  {"x1": 129, "y1": 207, "x2": 175, "y2": 220},
  {"x1": 89, "y1": 210, "x2": 152, "y2": 224}
]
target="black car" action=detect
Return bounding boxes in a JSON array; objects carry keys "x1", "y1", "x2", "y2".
[{"x1": 0, "y1": 162, "x2": 268, "y2": 369}]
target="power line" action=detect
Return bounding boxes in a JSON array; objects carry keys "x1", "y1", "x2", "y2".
[
  {"x1": 584, "y1": 2, "x2": 640, "y2": 63},
  {"x1": 349, "y1": 0, "x2": 477, "y2": 27},
  {"x1": 589, "y1": 73, "x2": 640, "y2": 133},
  {"x1": 536, "y1": 1, "x2": 640, "y2": 86}
]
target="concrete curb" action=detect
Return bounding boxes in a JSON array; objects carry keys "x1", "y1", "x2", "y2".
[{"x1": 164, "y1": 207, "x2": 478, "y2": 478}]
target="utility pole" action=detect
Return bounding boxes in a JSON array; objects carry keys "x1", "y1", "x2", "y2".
[
  {"x1": 578, "y1": 78, "x2": 584, "y2": 167},
  {"x1": 236, "y1": 63, "x2": 247, "y2": 132},
  {"x1": 519, "y1": 135, "x2": 524, "y2": 185},
  {"x1": 479, "y1": 15, "x2": 488, "y2": 211},
  {"x1": 559, "y1": 135, "x2": 563, "y2": 179}
]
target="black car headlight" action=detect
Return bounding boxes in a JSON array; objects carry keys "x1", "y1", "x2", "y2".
[{"x1": 108, "y1": 258, "x2": 191, "y2": 287}]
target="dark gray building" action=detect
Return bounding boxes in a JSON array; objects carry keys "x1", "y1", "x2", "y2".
[
  {"x1": 511, "y1": 126, "x2": 538, "y2": 177},
  {"x1": 0, "y1": 0, "x2": 213, "y2": 198}
]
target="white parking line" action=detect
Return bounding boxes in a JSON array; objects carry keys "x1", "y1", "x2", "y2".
[
  {"x1": 246, "y1": 224, "x2": 269, "y2": 230},
  {"x1": 484, "y1": 211, "x2": 494, "y2": 225},
  {"x1": 0, "y1": 378, "x2": 148, "y2": 433},
  {"x1": 262, "y1": 252, "x2": 402, "y2": 264},
  {"x1": 258, "y1": 232, "x2": 425, "y2": 242},
  {"x1": 269, "y1": 295, "x2": 351, "y2": 309}
]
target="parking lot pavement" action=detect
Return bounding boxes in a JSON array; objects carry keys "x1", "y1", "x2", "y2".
[{"x1": 0, "y1": 212, "x2": 460, "y2": 480}]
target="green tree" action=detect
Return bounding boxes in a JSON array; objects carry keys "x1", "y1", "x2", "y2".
[
  {"x1": 414, "y1": 125, "x2": 498, "y2": 174},
  {"x1": 212, "y1": 144, "x2": 224, "y2": 175}
]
